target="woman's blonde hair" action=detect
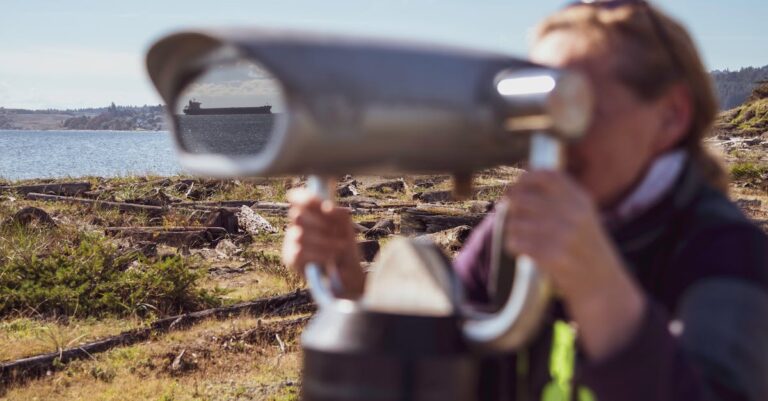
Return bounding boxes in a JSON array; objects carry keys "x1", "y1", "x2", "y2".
[{"x1": 533, "y1": 2, "x2": 729, "y2": 192}]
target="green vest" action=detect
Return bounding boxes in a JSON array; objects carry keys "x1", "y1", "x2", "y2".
[{"x1": 540, "y1": 320, "x2": 596, "y2": 401}]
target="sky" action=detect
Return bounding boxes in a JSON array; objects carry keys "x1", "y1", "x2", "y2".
[{"x1": 1, "y1": 0, "x2": 767, "y2": 110}]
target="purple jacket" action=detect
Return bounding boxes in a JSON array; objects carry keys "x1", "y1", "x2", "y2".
[{"x1": 453, "y1": 163, "x2": 768, "y2": 401}]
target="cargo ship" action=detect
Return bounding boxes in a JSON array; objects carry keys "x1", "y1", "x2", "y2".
[{"x1": 182, "y1": 100, "x2": 272, "y2": 115}]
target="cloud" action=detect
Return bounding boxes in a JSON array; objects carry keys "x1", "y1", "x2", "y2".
[{"x1": 187, "y1": 79, "x2": 282, "y2": 98}]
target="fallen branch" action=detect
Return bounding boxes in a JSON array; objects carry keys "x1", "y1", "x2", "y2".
[
  {"x1": 26, "y1": 193, "x2": 166, "y2": 216},
  {"x1": 0, "y1": 182, "x2": 91, "y2": 196},
  {"x1": 400, "y1": 207, "x2": 486, "y2": 235},
  {"x1": 24, "y1": 193, "x2": 214, "y2": 221},
  {"x1": 0, "y1": 290, "x2": 313, "y2": 384}
]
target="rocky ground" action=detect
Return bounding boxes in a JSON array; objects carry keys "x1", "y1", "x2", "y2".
[{"x1": 0, "y1": 169, "x2": 519, "y2": 400}]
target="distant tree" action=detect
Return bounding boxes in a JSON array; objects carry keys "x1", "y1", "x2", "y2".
[{"x1": 711, "y1": 65, "x2": 768, "y2": 109}]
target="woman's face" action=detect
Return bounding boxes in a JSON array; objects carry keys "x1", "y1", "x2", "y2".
[{"x1": 531, "y1": 31, "x2": 679, "y2": 209}]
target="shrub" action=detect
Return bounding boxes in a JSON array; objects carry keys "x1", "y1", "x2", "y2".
[
  {"x1": 730, "y1": 162, "x2": 767, "y2": 181},
  {"x1": 0, "y1": 230, "x2": 218, "y2": 318}
]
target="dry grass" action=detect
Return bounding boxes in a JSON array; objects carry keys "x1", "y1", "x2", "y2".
[
  {"x1": 0, "y1": 317, "x2": 143, "y2": 361},
  {"x1": 1, "y1": 315, "x2": 305, "y2": 401}
]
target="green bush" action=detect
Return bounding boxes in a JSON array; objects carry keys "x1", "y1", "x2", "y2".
[
  {"x1": 730, "y1": 162, "x2": 768, "y2": 181},
  {"x1": 0, "y1": 230, "x2": 218, "y2": 318}
]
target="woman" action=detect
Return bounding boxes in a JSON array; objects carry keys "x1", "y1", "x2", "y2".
[{"x1": 282, "y1": 1, "x2": 768, "y2": 400}]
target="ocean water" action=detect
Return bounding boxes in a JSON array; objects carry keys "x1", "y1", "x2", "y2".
[
  {"x1": 0, "y1": 130, "x2": 182, "y2": 180},
  {"x1": 176, "y1": 114, "x2": 275, "y2": 156}
]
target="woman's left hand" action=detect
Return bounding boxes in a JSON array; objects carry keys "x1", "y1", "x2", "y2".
[{"x1": 503, "y1": 170, "x2": 647, "y2": 361}]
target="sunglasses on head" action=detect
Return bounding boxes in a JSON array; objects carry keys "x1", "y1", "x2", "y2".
[{"x1": 565, "y1": 0, "x2": 684, "y2": 76}]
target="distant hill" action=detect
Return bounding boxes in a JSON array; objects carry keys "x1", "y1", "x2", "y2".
[
  {"x1": 711, "y1": 65, "x2": 768, "y2": 110},
  {"x1": 716, "y1": 80, "x2": 768, "y2": 137},
  {"x1": 0, "y1": 103, "x2": 167, "y2": 131}
]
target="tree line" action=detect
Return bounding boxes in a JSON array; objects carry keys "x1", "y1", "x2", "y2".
[{"x1": 711, "y1": 65, "x2": 768, "y2": 110}]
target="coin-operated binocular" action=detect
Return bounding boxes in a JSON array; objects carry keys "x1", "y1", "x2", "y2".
[{"x1": 146, "y1": 29, "x2": 593, "y2": 401}]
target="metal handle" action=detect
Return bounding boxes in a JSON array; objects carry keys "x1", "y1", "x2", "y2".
[
  {"x1": 303, "y1": 176, "x2": 345, "y2": 309},
  {"x1": 463, "y1": 133, "x2": 558, "y2": 351}
]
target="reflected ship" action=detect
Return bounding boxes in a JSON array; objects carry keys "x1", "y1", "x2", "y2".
[{"x1": 182, "y1": 100, "x2": 272, "y2": 115}]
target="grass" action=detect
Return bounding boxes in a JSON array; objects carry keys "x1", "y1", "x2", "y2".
[
  {"x1": 719, "y1": 83, "x2": 768, "y2": 137},
  {"x1": 730, "y1": 98, "x2": 768, "y2": 136},
  {"x1": 0, "y1": 317, "x2": 142, "y2": 361},
  {"x1": 240, "y1": 249, "x2": 301, "y2": 290},
  {"x1": 730, "y1": 162, "x2": 768, "y2": 181},
  {"x1": 1, "y1": 315, "x2": 304, "y2": 401}
]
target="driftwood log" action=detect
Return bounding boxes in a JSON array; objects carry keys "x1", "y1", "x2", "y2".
[
  {"x1": 416, "y1": 225, "x2": 473, "y2": 254},
  {"x1": 105, "y1": 227, "x2": 229, "y2": 248},
  {"x1": 400, "y1": 207, "x2": 486, "y2": 235},
  {"x1": 412, "y1": 175, "x2": 451, "y2": 189},
  {"x1": 26, "y1": 193, "x2": 167, "y2": 217},
  {"x1": 203, "y1": 209, "x2": 240, "y2": 234},
  {"x1": 412, "y1": 184, "x2": 508, "y2": 203},
  {"x1": 0, "y1": 290, "x2": 312, "y2": 385},
  {"x1": 175, "y1": 201, "x2": 289, "y2": 216},
  {"x1": 364, "y1": 219, "x2": 395, "y2": 240},
  {"x1": 0, "y1": 182, "x2": 91, "y2": 196},
  {"x1": 24, "y1": 193, "x2": 218, "y2": 221},
  {"x1": 365, "y1": 178, "x2": 408, "y2": 193}
]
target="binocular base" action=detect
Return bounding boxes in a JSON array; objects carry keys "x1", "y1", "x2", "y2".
[{"x1": 302, "y1": 348, "x2": 482, "y2": 401}]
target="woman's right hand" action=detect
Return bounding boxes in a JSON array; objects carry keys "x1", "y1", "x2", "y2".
[{"x1": 282, "y1": 188, "x2": 365, "y2": 299}]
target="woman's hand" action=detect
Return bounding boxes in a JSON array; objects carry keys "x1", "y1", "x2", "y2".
[
  {"x1": 503, "y1": 170, "x2": 646, "y2": 361},
  {"x1": 282, "y1": 188, "x2": 365, "y2": 299}
]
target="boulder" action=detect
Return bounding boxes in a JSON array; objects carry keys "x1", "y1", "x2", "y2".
[
  {"x1": 358, "y1": 240, "x2": 380, "y2": 262},
  {"x1": 237, "y1": 206, "x2": 278, "y2": 235},
  {"x1": 2, "y1": 206, "x2": 57, "y2": 229}
]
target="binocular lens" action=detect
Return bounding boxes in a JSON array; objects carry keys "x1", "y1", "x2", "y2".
[{"x1": 173, "y1": 60, "x2": 286, "y2": 157}]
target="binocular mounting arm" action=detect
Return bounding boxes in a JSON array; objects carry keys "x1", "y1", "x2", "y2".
[
  {"x1": 304, "y1": 175, "x2": 347, "y2": 308},
  {"x1": 303, "y1": 133, "x2": 558, "y2": 352}
]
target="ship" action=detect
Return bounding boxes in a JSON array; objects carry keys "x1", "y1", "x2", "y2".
[{"x1": 182, "y1": 100, "x2": 272, "y2": 115}]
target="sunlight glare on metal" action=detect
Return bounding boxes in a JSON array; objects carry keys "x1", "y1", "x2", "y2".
[{"x1": 496, "y1": 75, "x2": 556, "y2": 96}]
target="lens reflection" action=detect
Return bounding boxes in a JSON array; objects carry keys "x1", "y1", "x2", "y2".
[{"x1": 174, "y1": 60, "x2": 285, "y2": 157}]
